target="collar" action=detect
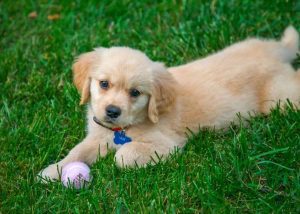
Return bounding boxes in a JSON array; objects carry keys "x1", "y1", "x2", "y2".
[
  {"x1": 93, "y1": 116, "x2": 132, "y2": 145},
  {"x1": 93, "y1": 116, "x2": 123, "y2": 131}
]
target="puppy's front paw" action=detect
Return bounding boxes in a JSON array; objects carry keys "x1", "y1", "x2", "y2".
[
  {"x1": 115, "y1": 142, "x2": 158, "y2": 168},
  {"x1": 37, "y1": 164, "x2": 61, "y2": 183}
]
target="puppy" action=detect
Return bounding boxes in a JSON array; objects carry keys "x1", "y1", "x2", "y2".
[{"x1": 39, "y1": 26, "x2": 300, "y2": 181}]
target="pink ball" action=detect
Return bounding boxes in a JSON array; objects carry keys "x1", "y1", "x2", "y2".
[{"x1": 61, "y1": 162, "x2": 91, "y2": 189}]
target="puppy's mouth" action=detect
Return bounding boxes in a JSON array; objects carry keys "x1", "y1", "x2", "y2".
[
  {"x1": 93, "y1": 116, "x2": 125, "y2": 129},
  {"x1": 103, "y1": 117, "x2": 113, "y2": 123}
]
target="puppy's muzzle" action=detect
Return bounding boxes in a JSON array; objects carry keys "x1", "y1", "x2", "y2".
[{"x1": 106, "y1": 105, "x2": 121, "y2": 119}]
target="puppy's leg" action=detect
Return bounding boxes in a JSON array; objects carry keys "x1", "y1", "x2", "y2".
[
  {"x1": 38, "y1": 135, "x2": 109, "y2": 182},
  {"x1": 115, "y1": 133, "x2": 178, "y2": 167},
  {"x1": 260, "y1": 71, "x2": 300, "y2": 113}
]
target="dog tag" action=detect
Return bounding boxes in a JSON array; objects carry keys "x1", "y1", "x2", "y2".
[{"x1": 114, "y1": 130, "x2": 132, "y2": 145}]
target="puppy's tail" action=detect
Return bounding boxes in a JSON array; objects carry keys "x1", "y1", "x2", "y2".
[{"x1": 280, "y1": 26, "x2": 299, "y2": 61}]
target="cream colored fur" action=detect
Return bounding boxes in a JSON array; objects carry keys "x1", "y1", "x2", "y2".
[{"x1": 38, "y1": 26, "x2": 300, "y2": 182}]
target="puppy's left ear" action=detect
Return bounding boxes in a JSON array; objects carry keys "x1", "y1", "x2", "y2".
[
  {"x1": 72, "y1": 50, "x2": 100, "y2": 104},
  {"x1": 148, "y1": 63, "x2": 177, "y2": 123}
]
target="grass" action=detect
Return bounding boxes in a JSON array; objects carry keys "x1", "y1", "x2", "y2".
[{"x1": 1, "y1": 0, "x2": 300, "y2": 213}]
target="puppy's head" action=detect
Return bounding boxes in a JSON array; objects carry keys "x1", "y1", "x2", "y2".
[{"x1": 73, "y1": 47, "x2": 176, "y2": 128}]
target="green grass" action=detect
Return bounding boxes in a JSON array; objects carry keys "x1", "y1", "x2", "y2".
[{"x1": 1, "y1": 0, "x2": 300, "y2": 213}]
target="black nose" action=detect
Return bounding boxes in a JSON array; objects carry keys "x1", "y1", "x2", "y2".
[{"x1": 106, "y1": 105, "x2": 121, "y2": 119}]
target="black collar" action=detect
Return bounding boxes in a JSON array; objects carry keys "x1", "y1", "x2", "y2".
[
  {"x1": 93, "y1": 116, "x2": 123, "y2": 131},
  {"x1": 93, "y1": 116, "x2": 132, "y2": 145}
]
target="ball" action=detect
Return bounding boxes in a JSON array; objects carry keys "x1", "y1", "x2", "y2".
[{"x1": 61, "y1": 162, "x2": 92, "y2": 189}]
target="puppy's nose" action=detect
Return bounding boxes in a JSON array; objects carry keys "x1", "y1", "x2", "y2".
[{"x1": 106, "y1": 105, "x2": 121, "y2": 119}]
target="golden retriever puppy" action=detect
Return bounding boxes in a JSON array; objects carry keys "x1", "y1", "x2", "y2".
[{"x1": 38, "y1": 26, "x2": 299, "y2": 181}]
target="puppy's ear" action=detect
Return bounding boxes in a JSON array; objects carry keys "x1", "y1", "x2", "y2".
[
  {"x1": 72, "y1": 50, "x2": 99, "y2": 104},
  {"x1": 148, "y1": 63, "x2": 177, "y2": 123}
]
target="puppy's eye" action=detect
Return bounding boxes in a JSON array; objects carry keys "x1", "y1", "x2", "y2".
[
  {"x1": 129, "y1": 88, "x2": 141, "y2": 98},
  {"x1": 99, "y1": 80, "x2": 109, "y2": 89}
]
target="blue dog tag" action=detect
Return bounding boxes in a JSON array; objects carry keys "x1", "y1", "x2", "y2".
[{"x1": 114, "y1": 130, "x2": 132, "y2": 145}]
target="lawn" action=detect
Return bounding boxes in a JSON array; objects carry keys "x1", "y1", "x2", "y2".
[{"x1": 1, "y1": 0, "x2": 300, "y2": 213}]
